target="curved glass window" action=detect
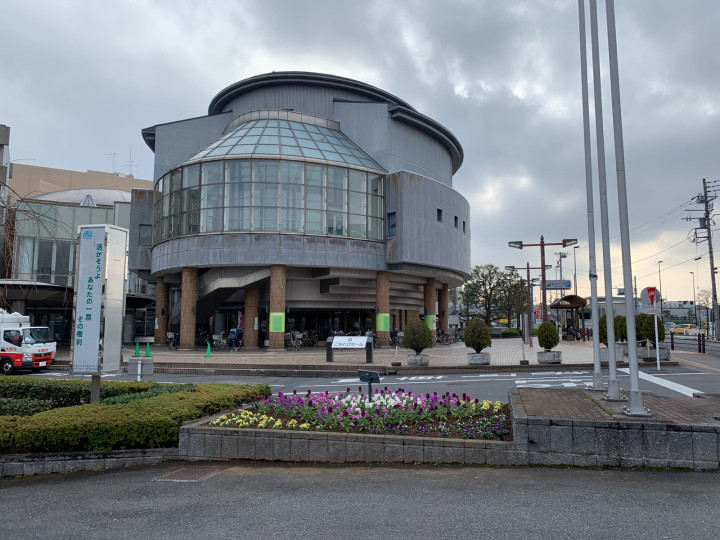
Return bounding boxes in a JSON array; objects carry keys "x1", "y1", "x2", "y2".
[{"x1": 153, "y1": 159, "x2": 384, "y2": 244}]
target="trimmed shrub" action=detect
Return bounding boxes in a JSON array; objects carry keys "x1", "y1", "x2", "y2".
[
  {"x1": 636, "y1": 313, "x2": 664, "y2": 344},
  {"x1": 0, "y1": 383, "x2": 270, "y2": 453},
  {"x1": 614, "y1": 315, "x2": 627, "y2": 342},
  {"x1": 402, "y1": 318, "x2": 434, "y2": 354},
  {"x1": 0, "y1": 378, "x2": 153, "y2": 408},
  {"x1": 0, "y1": 397, "x2": 52, "y2": 417},
  {"x1": 537, "y1": 322, "x2": 559, "y2": 351},
  {"x1": 501, "y1": 328, "x2": 522, "y2": 338},
  {"x1": 464, "y1": 318, "x2": 492, "y2": 353}
]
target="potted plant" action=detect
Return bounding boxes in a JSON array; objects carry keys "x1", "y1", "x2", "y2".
[
  {"x1": 464, "y1": 318, "x2": 492, "y2": 365},
  {"x1": 402, "y1": 318, "x2": 433, "y2": 366},
  {"x1": 598, "y1": 315, "x2": 625, "y2": 363},
  {"x1": 536, "y1": 321, "x2": 561, "y2": 364}
]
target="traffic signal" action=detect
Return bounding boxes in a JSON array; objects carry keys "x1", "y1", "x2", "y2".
[{"x1": 534, "y1": 309, "x2": 539, "y2": 317}]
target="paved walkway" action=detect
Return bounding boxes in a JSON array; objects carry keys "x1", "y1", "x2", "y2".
[{"x1": 114, "y1": 338, "x2": 601, "y2": 367}]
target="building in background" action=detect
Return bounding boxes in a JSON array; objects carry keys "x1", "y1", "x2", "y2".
[
  {"x1": 133, "y1": 72, "x2": 471, "y2": 348},
  {"x1": 0, "y1": 160, "x2": 153, "y2": 343}
]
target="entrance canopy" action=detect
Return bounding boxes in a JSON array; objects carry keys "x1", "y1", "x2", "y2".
[{"x1": 549, "y1": 295, "x2": 587, "y2": 310}]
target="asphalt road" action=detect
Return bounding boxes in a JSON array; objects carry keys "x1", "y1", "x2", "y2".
[
  {"x1": 2, "y1": 462, "x2": 719, "y2": 539},
  {"x1": 29, "y1": 362, "x2": 720, "y2": 402}
]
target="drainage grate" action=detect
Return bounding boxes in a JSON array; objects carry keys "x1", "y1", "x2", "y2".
[{"x1": 154, "y1": 467, "x2": 220, "y2": 482}]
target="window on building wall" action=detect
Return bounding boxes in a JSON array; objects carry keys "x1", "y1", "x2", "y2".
[
  {"x1": 463, "y1": 220, "x2": 466, "y2": 233},
  {"x1": 454, "y1": 216, "x2": 458, "y2": 228},
  {"x1": 138, "y1": 225, "x2": 152, "y2": 246},
  {"x1": 437, "y1": 209, "x2": 443, "y2": 222},
  {"x1": 387, "y1": 212, "x2": 396, "y2": 236}
]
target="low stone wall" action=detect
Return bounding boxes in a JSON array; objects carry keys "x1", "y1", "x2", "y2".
[
  {"x1": 509, "y1": 388, "x2": 719, "y2": 470},
  {"x1": 178, "y1": 416, "x2": 521, "y2": 465},
  {"x1": 0, "y1": 448, "x2": 179, "y2": 478}
]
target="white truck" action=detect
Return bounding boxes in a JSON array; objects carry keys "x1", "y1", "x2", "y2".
[{"x1": 0, "y1": 309, "x2": 56, "y2": 375}]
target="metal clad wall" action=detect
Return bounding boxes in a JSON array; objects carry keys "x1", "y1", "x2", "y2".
[
  {"x1": 153, "y1": 113, "x2": 232, "y2": 180},
  {"x1": 333, "y1": 102, "x2": 390, "y2": 171},
  {"x1": 385, "y1": 171, "x2": 471, "y2": 275},
  {"x1": 388, "y1": 121, "x2": 452, "y2": 185},
  {"x1": 223, "y1": 85, "x2": 374, "y2": 120}
]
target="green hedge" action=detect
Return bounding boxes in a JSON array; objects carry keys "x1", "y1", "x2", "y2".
[
  {"x1": 0, "y1": 382, "x2": 270, "y2": 453},
  {"x1": 501, "y1": 329, "x2": 522, "y2": 338},
  {"x1": 0, "y1": 377, "x2": 154, "y2": 408},
  {"x1": 0, "y1": 397, "x2": 52, "y2": 416}
]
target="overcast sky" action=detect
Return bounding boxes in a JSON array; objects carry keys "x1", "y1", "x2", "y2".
[{"x1": 2, "y1": 0, "x2": 719, "y2": 306}]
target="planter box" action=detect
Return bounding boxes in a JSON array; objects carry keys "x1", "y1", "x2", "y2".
[
  {"x1": 467, "y1": 352, "x2": 490, "y2": 365},
  {"x1": 599, "y1": 343, "x2": 624, "y2": 362},
  {"x1": 407, "y1": 354, "x2": 429, "y2": 366},
  {"x1": 537, "y1": 350, "x2": 561, "y2": 364}
]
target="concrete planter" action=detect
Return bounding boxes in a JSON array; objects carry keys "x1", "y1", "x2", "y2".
[
  {"x1": 467, "y1": 352, "x2": 491, "y2": 365},
  {"x1": 407, "y1": 354, "x2": 429, "y2": 366},
  {"x1": 599, "y1": 343, "x2": 624, "y2": 362},
  {"x1": 537, "y1": 350, "x2": 561, "y2": 364}
]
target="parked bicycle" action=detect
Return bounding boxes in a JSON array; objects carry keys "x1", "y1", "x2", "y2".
[
  {"x1": 302, "y1": 330, "x2": 318, "y2": 348},
  {"x1": 389, "y1": 329, "x2": 403, "y2": 347},
  {"x1": 365, "y1": 330, "x2": 380, "y2": 348},
  {"x1": 167, "y1": 332, "x2": 178, "y2": 350},
  {"x1": 284, "y1": 331, "x2": 303, "y2": 351},
  {"x1": 210, "y1": 332, "x2": 229, "y2": 351}
]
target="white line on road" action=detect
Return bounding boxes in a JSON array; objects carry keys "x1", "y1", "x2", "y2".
[{"x1": 618, "y1": 368, "x2": 704, "y2": 397}]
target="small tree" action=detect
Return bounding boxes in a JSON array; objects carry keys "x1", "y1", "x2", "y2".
[
  {"x1": 537, "y1": 321, "x2": 559, "y2": 351},
  {"x1": 614, "y1": 315, "x2": 627, "y2": 342},
  {"x1": 402, "y1": 318, "x2": 433, "y2": 355},
  {"x1": 635, "y1": 313, "x2": 650, "y2": 345},
  {"x1": 464, "y1": 318, "x2": 492, "y2": 353}
]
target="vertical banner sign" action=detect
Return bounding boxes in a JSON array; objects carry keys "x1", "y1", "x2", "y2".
[{"x1": 73, "y1": 226, "x2": 106, "y2": 373}]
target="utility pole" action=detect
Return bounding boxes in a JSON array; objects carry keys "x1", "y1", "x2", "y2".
[{"x1": 703, "y1": 179, "x2": 719, "y2": 338}]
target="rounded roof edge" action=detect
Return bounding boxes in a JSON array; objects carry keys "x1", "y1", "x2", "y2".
[{"x1": 208, "y1": 71, "x2": 416, "y2": 116}]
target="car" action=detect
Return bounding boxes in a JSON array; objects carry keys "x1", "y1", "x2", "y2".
[
  {"x1": 664, "y1": 322, "x2": 677, "y2": 331},
  {"x1": 671, "y1": 323, "x2": 698, "y2": 335}
]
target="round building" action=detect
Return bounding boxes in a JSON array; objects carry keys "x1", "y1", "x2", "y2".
[{"x1": 135, "y1": 72, "x2": 471, "y2": 348}]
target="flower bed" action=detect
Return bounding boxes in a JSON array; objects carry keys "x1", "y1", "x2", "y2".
[{"x1": 210, "y1": 388, "x2": 512, "y2": 441}]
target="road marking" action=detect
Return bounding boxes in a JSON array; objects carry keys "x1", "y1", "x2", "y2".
[{"x1": 618, "y1": 368, "x2": 703, "y2": 397}]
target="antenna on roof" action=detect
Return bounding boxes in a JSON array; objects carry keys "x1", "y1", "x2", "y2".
[
  {"x1": 124, "y1": 146, "x2": 135, "y2": 176},
  {"x1": 108, "y1": 152, "x2": 118, "y2": 173}
]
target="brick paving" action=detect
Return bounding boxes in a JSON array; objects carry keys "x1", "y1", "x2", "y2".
[{"x1": 518, "y1": 387, "x2": 720, "y2": 426}]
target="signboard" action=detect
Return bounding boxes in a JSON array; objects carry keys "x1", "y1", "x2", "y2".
[
  {"x1": 331, "y1": 336, "x2": 368, "y2": 348},
  {"x1": 72, "y1": 226, "x2": 106, "y2": 374},
  {"x1": 641, "y1": 287, "x2": 657, "y2": 306},
  {"x1": 545, "y1": 280, "x2": 572, "y2": 290}
]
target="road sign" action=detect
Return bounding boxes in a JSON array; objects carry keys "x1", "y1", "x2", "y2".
[
  {"x1": 649, "y1": 308, "x2": 657, "y2": 314},
  {"x1": 640, "y1": 287, "x2": 659, "y2": 307},
  {"x1": 546, "y1": 280, "x2": 572, "y2": 290}
]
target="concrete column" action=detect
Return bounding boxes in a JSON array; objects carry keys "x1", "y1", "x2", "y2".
[
  {"x1": 179, "y1": 267, "x2": 197, "y2": 349},
  {"x1": 244, "y1": 287, "x2": 259, "y2": 348},
  {"x1": 424, "y1": 277, "x2": 437, "y2": 341},
  {"x1": 375, "y1": 271, "x2": 390, "y2": 346},
  {"x1": 10, "y1": 300, "x2": 25, "y2": 314},
  {"x1": 438, "y1": 283, "x2": 449, "y2": 333},
  {"x1": 154, "y1": 277, "x2": 168, "y2": 344},
  {"x1": 268, "y1": 265, "x2": 286, "y2": 350}
]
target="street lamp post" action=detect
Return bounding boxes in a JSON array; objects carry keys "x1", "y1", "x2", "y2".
[
  {"x1": 573, "y1": 245, "x2": 580, "y2": 296},
  {"x1": 691, "y1": 271, "x2": 697, "y2": 325},
  {"x1": 505, "y1": 263, "x2": 552, "y2": 347},
  {"x1": 658, "y1": 261, "x2": 663, "y2": 322},
  {"x1": 508, "y1": 236, "x2": 577, "y2": 322}
]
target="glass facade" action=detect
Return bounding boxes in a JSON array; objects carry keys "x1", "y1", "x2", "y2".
[{"x1": 154, "y1": 159, "x2": 384, "y2": 244}]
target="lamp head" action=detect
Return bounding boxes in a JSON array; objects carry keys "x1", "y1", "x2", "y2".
[
  {"x1": 508, "y1": 241, "x2": 523, "y2": 249},
  {"x1": 562, "y1": 238, "x2": 577, "y2": 247},
  {"x1": 504, "y1": 266, "x2": 516, "y2": 271}
]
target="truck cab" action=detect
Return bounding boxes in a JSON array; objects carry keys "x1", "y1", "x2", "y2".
[{"x1": 0, "y1": 310, "x2": 56, "y2": 375}]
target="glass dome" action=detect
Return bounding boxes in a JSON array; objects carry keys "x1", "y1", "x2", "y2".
[{"x1": 186, "y1": 118, "x2": 382, "y2": 170}]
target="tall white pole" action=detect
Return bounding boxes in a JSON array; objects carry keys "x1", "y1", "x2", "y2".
[
  {"x1": 579, "y1": 0, "x2": 603, "y2": 391},
  {"x1": 605, "y1": 0, "x2": 647, "y2": 415},
  {"x1": 589, "y1": 0, "x2": 619, "y2": 399}
]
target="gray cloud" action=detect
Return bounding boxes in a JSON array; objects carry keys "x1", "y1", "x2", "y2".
[{"x1": 1, "y1": 0, "x2": 718, "y2": 300}]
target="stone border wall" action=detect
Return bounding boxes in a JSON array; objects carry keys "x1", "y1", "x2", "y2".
[
  {"x1": 0, "y1": 448, "x2": 179, "y2": 478},
  {"x1": 508, "y1": 388, "x2": 719, "y2": 470}
]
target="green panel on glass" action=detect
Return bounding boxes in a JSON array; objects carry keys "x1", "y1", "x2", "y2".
[
  {"x1": 376, "y1": 313, "x2": 390, "y2": 332},
  {"x1": 424, "y1": 315, "x2": 436, "y2": 331},
  {"x1": 269, "y1": 312, "x2": 285, "y2": 333}
]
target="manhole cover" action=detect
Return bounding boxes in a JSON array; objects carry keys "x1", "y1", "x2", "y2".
[{"x1": 155, "y1": 467, "x2": 220, "y2": 482}]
